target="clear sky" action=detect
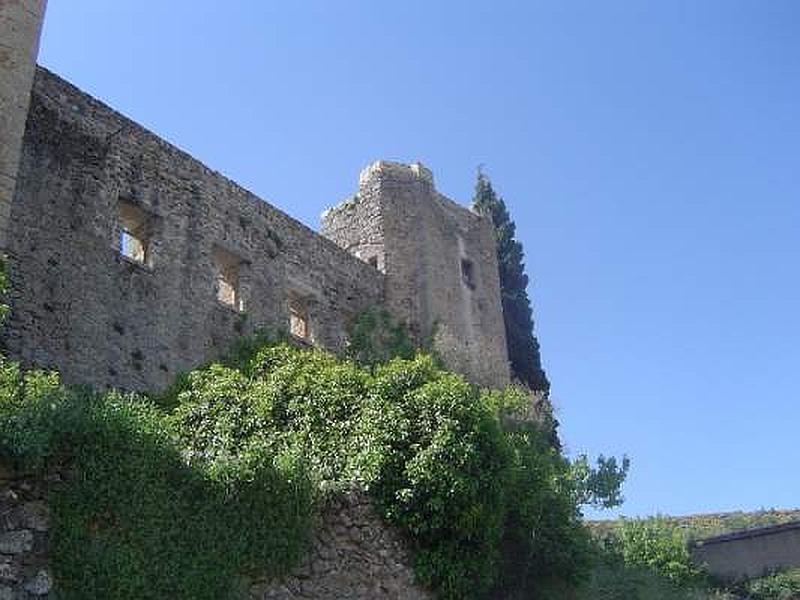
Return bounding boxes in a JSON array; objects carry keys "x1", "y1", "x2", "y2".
[{"x1": 38, "y1": 1, "x2": 799, "y2": 519}]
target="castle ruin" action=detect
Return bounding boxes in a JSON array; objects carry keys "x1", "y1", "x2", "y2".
[{"x1": 0, "y1": 2, "x2": 512, "y2": 393}]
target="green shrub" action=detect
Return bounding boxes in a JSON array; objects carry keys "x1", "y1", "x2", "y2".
[
  {"x1": 611, "y1": 517, "x2": 705, "y2": 585},
  {"x1": 0, "y1": 362, "x2": 313, "y2": 600},
  {"x1": 0, "y1": 331, "x2": 599, "y2": 599},
  {"x1": 746, "y1": 569, "x2": 800, "y2": 600},
  {"x1": 172, "y1": 346, "x2": 594, "y2": 599},
  {"x1": 345, "y1": 306, "x2": 416, "y2": 367}
]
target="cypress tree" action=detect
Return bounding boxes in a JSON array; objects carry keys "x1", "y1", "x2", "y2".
[{"x1": 472, "y1": 171, "x2": 550, "y2": 394}]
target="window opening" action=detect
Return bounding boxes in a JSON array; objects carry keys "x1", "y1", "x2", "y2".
[
  {"x1": 461, "y1": 258, "x2": 475, "y2": 289},
  {"x1": 289, "y1": 298, "x2": 309, "y2": 340},
  {"x1": 119, "y1": 200, "x2": 151, "y2": 265},
  {"x1": 213, "y1": 246, "x2": 243, "y2": 311}
]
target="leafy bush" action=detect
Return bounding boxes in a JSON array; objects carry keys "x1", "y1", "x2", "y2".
[
  {"x1": 0, "y1": 365, "x2": 313, "y2": 600},
  {"x1": 746, "y1": 569, "x2": 800, "y2": 600},
  {"x1": 572, "y1": 454, "x2": 631, "y2": 509},
  {"x1": 587, "y1": 516, "x2": 800, "y2": 600},
  {"x1": 169, "y1": 345, "x2": 595, "y2": 599},
  {"x1": 609, "y1": 517, "x2": 705, "y2": 585},
  {"x1": 0, "y1": 316, "x2": 602, "y2": 599},
  {"x1": 575, "y1": 556, "x2": 729, "y2": 600},
  {"x1": 345, "y1": 306, "x2": 416, "y2": 367},
  {"x1": 493, "y1": 419, "x2": 593, "y2": 598}
]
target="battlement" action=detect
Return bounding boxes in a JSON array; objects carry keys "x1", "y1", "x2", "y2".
[{"x1": 358, "y1": 160, "x2": 435, "y2": 188}]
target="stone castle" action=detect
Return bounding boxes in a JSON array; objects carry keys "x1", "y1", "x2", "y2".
[{"x1": 0, "y1": 1, "x2": 513, "y2": 393}]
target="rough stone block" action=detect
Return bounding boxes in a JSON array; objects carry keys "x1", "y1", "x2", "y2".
[{"x1": 0, "y1": 530, "x2": 33, "y2": 554}]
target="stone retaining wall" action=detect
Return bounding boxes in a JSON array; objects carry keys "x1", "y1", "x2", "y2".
[
  {"x1": 252, "y1": 490, "x2": 431, "y2": 599},
  {"x1": 0, "y1": 468, "x2": 430, "y2": 599},
  {"x1": 0, "y1": 465, "x2": 55, "y2": 599}
]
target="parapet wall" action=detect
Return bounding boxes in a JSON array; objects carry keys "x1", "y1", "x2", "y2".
[
  {"x1": 323, "y1": 161, "x2": 511, "y2": 389},
  {"x1": 4, "y1": 67, "x2": 384, "y2": 391}
]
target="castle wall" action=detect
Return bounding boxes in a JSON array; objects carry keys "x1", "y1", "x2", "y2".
[
  {"x1": 4, "y1": 67, "x2": 384, "y2": 392},
  {"x1": 323, "y1": 161, "x2": 510, "y2": 389},
  {"x1": 0, "y1": 0, "x2": 47, "y2": 250}
]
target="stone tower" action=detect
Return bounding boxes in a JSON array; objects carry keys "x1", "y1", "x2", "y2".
[
  {"x1": 322, "y1": 161, "x2": 511, "y2": 389},
  {"x1": 0, "y1": 0, "x2": 47, "y2": 250}
]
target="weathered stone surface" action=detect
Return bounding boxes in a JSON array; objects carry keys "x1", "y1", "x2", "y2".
[
  {"x1": 18, "y1": 501, "x2": 48, "y2": 532},
  {"x1": 691, "y1": 521, "x2": 800, "y2": 582},
  {"x1": 0, "y1": 0, "x2": 47, "y2": 250},
  {"x1": 23, "y1": 569, "x2": 52, "y2": 596},
  {"x1": 323, "y1": 161, "x2": 511, "y2": 389},
  {"x1": 6, "y1": 68, "x2": 384, "y2": 393},
  {"x1": 253, "y1": 490, "x2": 432, "y2": 599},
  {"x1": 0, "y1": 465, "x2": 55, "y2": 599},
  {"x1": 6, "y1": 67, "x2": 514, "y2": 396},
  {"x1": 0, "y1": 559, "x2": 20, "y2": 583},
  {"x1": 0, "y1": 530, "x2": 33, "y2": 554}
]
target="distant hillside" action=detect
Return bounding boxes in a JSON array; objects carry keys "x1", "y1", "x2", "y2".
[{"x1": 590, "y1": 508, "x2": 800, "y2": 541}]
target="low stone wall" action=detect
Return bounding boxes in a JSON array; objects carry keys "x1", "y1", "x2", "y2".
[
  {"x1": 0, "y1": 465, "x2": 55, "y2": 599},
  {"x1": 0, "y1": 467, "x2": 430, "y2": 599},
  {"x1": 251, "y1": 490, "x2": 431, "y2": 599},
  {"x1": 691, "y1": 521, "x2": 800, "y2": 582}
]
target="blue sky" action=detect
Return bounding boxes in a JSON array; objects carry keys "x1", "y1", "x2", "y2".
[{"x1": 38, "y1": 1, "x2": 799, "y2": 518}]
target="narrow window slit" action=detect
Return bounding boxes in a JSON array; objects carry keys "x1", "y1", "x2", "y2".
[{"x1": 461, "y1": 258, "x2": 475, "y2": 289}]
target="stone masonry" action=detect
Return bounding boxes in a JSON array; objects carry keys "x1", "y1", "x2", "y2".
[
  {"x1": 251, "y1": 490, "x2": 432, "y2": 600},
  {"x1": 0, "y1": 462, "x2": 56, "y2": 599},
  {"x1": 1, "y1": 0, "x2": 513, "y2": 394},
  {"x1": 0, "y1": 6, "x2": 529, "y2": 598},
  {"x1": 323, "y1": 162, "x2": 510, "y2": 389},
  {"x1": 4, "y1": 65, "x2": 512, "y2": 392},
  {"x1": 6, "y1": 67, "x2": 385, "y2": 392},
  {"x1": 0, "y1": 0, "x2": 47, "y2": 250}
]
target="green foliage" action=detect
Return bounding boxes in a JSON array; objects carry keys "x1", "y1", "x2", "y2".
[
  {"x1": 492, "y1": 420, "x2": 594, "y2": 598},
  {"x1": 0, "y1": 336, "x2": 598, "y2": 599},
  {"x1": 576, "y1": 555, "x2": 727, "y2": 600},
  {"x1": 572, "y1": 454, "x2": 631, "y2": 509},
  {"x1": 345, "y1": 306, "x2": 416, "y2": 367},
  {"x1": 169, "y1": 345, "x2": 593, "y2": 598},
  {"x1": 587, "y1": 515, "x2": 800, "y2": 600},
  {"x1": 0, "y1": 362, "x2": 313, "y2": 600},
  {"x1": 746, "y1": 568, "x2": 800, "y2": 600},
  {"x1": 471, "y1": 171, "x2": 549, "y2": 393},
  {"x1": 606, "y1": 517, "x2": 706, "y2": 586},
  {"x1": 365, "y1": 359, "x2": 512, "y2": 597}
]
